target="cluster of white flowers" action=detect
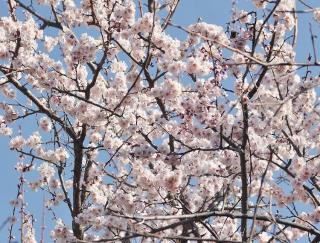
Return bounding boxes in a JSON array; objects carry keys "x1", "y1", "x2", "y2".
[
  {"x1": 26, "y1": 132, "x2": 42, "y2": 148},
  {"x1": 188, "y1": 22, "x2": 230, "y2": 46},
  {"x1": 151, "y1": 78, "x2": 182, "y2": 101},
  {"x1": 252, "y1": 0, "x2": 267, "y2": 8},
  {"x1": 44, "y1": 36, "x2": 58, "y2": 52},
  {"x1": 314, "y1": 8, "x2": 320, "y2": 22},
  {"x1": 132, "y1": 12, "x2": 155, "y2": 33},
  {"x1": 39, "y1": 117, "x2": 52, "y2": 132},
  {"x1": 51, "y1": 218, "x2": 74, "y2": 242},
  {"x1": 24, "y1": 217, "x2": 37, "y2": 243},
  {"x1": 37, "y1": 163, "x2": 55, "y2": 180},
  {"x1": 9, "y1": 136, "x2": 25, "y2": 150},
  {"x1": 0, "y1": 115, "x2": 12, "y2": 136},
  {"x1": 2, "y1": 0, "x2": 320, "y2": 242},
  {"x1": 186, "y1": 56, "x2": 211, "y2": 76},
  {"x1": 70, "y1": 33, "x2": 98, "y2": 64},
  {"x1": 110, "y1": 60, "x2": 127, "y2": 73},
  {"x1": 0, "y1": 83, "x2": 16, "y2": 99}
]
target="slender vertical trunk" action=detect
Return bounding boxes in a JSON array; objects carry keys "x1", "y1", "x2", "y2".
[
  {"x1": 72, "y1": 141, "x2": 83, "y2": 239},
  {"x1": 240, "y1": 102, "x2": 249, "y2": 242}
]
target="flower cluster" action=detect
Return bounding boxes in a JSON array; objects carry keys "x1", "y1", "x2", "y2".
[{"x1": 2, "y1": 0, "x2": 320, "y2": 242}]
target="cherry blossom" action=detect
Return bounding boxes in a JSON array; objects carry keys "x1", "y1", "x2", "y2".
[{"x1": 1, "y1": 0, "x2": 320, "y2": 242}]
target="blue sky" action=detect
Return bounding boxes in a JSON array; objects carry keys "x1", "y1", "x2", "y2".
[{"x1": 0, "y1": 0, "x2": 319, "y2": 242}]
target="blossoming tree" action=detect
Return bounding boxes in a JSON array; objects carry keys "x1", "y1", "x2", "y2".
[{"x1": 2, "y1": 0, "x2": 320, "y2": 242}]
